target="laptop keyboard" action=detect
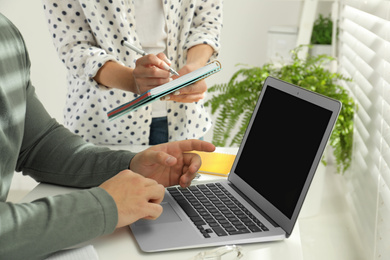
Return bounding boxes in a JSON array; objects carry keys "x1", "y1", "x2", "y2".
[{"x1": 167, "y1": 183, "x2": 269, "y2": 238}]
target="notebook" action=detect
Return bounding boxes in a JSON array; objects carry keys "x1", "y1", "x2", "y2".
[
  {"x1": 107, "y1": 60, "x2": 221, "y2": 120},
  {"x1": 191, "y1": 151, "x2": 236, "y2": 176},
  {"x1": 130, "y1": 76, "x2": 341, "y2": 252}
]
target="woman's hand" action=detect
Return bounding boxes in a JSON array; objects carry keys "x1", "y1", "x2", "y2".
[
  {"x1": 161, "y1": 63, "x2": 208, "y2": 103},
  {"x1": 162, "y1": 44, "x2": 214, "y2": 103},
  {"x1": 132, "y1": 53, "x2": 173, "y2": 94}
]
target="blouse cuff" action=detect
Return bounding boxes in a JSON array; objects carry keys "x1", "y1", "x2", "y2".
[{"x1": 85, "y1": 55, "x2": 124, "y2": 90}]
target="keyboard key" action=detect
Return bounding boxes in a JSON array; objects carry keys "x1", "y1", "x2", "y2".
[
  {"x1": 176, "y1": 199, "x2": 199, "y2": 218},
  {"x1": 228, "y1": 229, "x2": 251, "y2": 235},
  {"x1": 212, "y1": 226, "x2": 228, "y2": 236},
  {"x1": 225, "y1": 227, "x2": 237, "y2": 233},
  {"x1": 248, "y1": 225, "x2": 262, "y2": 232},
  {"x1": 209, "y1": 222, "x2": 220, "y2": 227}
]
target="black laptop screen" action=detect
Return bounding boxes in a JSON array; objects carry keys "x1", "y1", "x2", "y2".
[{"x1": 234, "y1": 85, "x2": 332, "y2": 219}]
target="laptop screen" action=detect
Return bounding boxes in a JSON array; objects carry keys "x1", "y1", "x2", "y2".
[{"x1": 234, "y1": 85, "x2": 332, "y2": 219}]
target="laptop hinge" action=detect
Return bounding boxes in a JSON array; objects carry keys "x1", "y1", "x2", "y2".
[{"x1": 228, "y1": 183, "x2": 280, "y2": 228}]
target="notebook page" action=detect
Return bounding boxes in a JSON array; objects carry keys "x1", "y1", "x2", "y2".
[{"x1": 45, "y1": 245, "x2": 99, "y2": 260}]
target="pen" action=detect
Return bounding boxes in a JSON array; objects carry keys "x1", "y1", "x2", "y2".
[{"x1": 121, "y1": 40, "x2": 180, "y2": 76}]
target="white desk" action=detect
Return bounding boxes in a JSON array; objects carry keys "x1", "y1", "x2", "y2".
[{"x1": 20, "y1": 145, "x2": 303, "y2": 259}]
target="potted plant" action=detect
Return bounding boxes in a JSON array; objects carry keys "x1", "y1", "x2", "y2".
[
  {"x1": 205, "y1": 46, "x2": 356, "y2": 174},
  {"x1": 310, "y1": 14, "x2": 333, "y2": 57}
]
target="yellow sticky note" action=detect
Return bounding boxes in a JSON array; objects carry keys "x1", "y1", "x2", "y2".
[{"x1": 191, "y1": 151, "x2": 236, "y2": 176}]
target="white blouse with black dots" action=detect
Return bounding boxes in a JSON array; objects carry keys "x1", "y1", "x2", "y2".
[{"x1": 41, "y1": 0, "x2": 223, "y2": 145}]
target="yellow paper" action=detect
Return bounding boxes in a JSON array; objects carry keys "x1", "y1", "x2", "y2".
[{"x1": 191, "y1": 151, "x2": 236, "y2": 176}]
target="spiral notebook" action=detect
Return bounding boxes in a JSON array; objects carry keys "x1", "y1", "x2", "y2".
[{"x1": 107, "y1": 60, "x2": 221, "y2": 120}]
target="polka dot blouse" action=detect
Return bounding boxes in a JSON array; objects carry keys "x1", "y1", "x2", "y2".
[{"x1": 41, "y1": 0, "x2": 223, "y2": 145}]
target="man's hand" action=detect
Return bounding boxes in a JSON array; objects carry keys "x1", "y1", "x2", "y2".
[
  {"x1": 130, "y1": 139, "x2": 216, "y2": 188},
  {"x1": 99, "y1": 170, "x2": 165, "y2": 228}
]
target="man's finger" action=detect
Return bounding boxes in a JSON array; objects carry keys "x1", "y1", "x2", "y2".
[
  {"x1": 143, "y1": 203, "x2": 164, "y2": 220},
  {"x1": 172, "y1": 139, "x2": 216, "y2": 154},
  {"x1": 142, "y1": 150, "x2": 178, "y2": 166},
  {"x1": 182, "y1": 153, "x2": 202, "y2": 173},
  {"x1": 147, "y1": 183, "x2": 165, "y2": 201},
  {"x1": 179, "y1": 153, "x2": 202, "y2": 187},
  {"x1": 142, "y1": 176, "x2": 160, "y2": 187}
]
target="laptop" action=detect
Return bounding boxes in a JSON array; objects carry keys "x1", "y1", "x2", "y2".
[{"x1": 130, "y1": 76, "x2": 342, "y2": 252}]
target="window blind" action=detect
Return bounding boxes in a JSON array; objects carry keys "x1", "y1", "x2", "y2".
[{"x1": 338, "y1": 0, "x2": 390, "y2": 259}]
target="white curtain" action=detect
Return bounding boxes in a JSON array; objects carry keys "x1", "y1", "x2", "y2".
[{"x1": 337, "y1": 0, "x2": 390, "y2": 259}]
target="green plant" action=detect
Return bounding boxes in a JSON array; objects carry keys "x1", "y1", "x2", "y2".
[
  {"x1": 311, "y1": 14, "x2": 333, "y2": 45},
  {"x1": 205, "y1": 47, "x2": 355, "y2": 174}
]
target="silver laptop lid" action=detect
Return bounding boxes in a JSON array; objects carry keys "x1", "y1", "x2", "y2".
[{"x1": 228, "y1": 76, "x2": 341, "y2": 237}]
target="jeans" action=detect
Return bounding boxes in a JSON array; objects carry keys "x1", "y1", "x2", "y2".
[
  {"x1": 149, "y1": 117, "x2": 169, "y2": 145},
  {"x1": 149, "y1": 116, "x2": 204, "y2": 145}
]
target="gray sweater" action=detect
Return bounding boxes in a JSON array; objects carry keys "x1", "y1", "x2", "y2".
[{"x1": 0, "y1": 13, "x2": 135, "y2": 259}]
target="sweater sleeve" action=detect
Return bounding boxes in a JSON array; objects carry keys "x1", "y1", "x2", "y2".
[
  {"x1": 0, "y1": 13, "x2": 134, "y2": 259},
  {"x1": 2, "y1": 65, "x2": 131, "y2": 260},
  {"x1": 16, "y1": 76, "x2": 135, "y2": 187},
  {"x1": 0, "y1": 187, "x2": 118, "y2": 260}
]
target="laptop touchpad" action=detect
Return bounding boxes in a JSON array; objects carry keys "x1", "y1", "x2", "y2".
[{"x1": 134, "y1": 202, "x2": 182, "y2": 226}]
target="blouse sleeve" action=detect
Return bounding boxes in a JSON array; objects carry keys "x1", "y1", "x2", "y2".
[
  {"x1": 184, "y1": 0, "x2": 223, "y2": 59},
  {"x1": 41, "y1": 0, "x2": 119, "y2": 87}
]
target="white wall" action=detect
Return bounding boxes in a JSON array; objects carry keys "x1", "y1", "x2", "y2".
[
  {"x1": 205, "y1": 0, "x2": 303, "y2": 88},
  {"x1": 0, "y1": 0, "x2": 310, "y2": 141}
]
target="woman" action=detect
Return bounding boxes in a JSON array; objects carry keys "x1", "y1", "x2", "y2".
[{"x1": 42, "y1": 0, "x2": 223, "y2": 145}]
